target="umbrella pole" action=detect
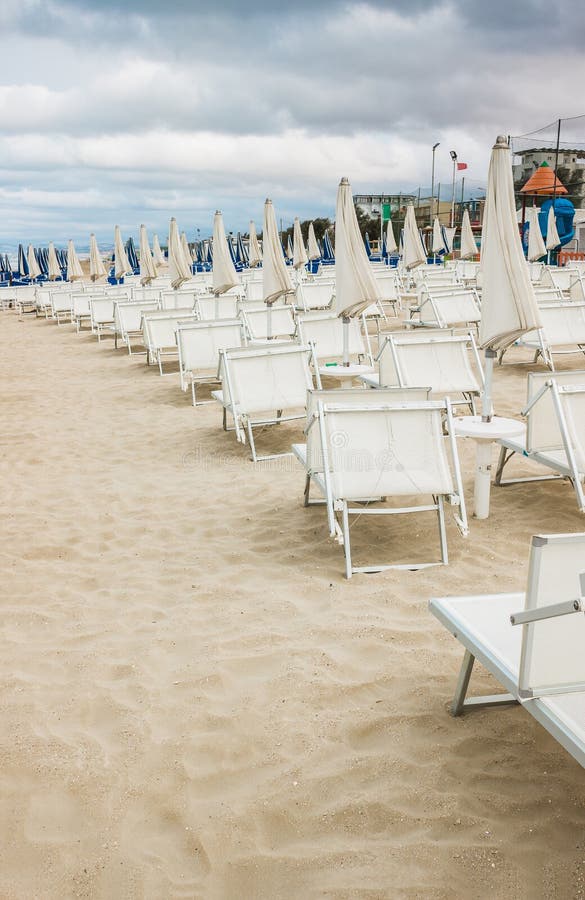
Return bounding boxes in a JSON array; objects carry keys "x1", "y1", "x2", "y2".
[
  {"x1": 267, "y1": 302, "x2": 273, "y2": 340},
  {"x1": 481, "y1": 348, "x2": 496, "y2": 423},
  {"x1": 342, "y1": 316, "x2": 350, "y2": 366}
]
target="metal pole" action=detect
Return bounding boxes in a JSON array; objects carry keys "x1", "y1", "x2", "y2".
[
  {"x1": 431, "y1": 142, "x2": 440, "y2": 228},
  {"x1": 450, "y1": 156, "x2": 457, "y2": 227},
  {"x1": 460, "y1": 176, "x2": 465, "y2": 221},
  {"x1": 552, "y1": 118, "x2": 562, "y2": 264}
]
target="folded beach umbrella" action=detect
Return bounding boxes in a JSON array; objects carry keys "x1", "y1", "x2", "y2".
[
  {"x1": 293, "y1": 217, "x2": 308, "y2": 270},
  {"x1": 66, "y1": 239, "x2": 84, "y2": 281},
  {"x1": 402, "y1": 205, "x2": 427, "y2": 270},
  {"x1": 168, "y1": 217, "x2": 192, "y2": 289},
  {"x1": 212, "y1": 210, "x2": 240, "y2": 295},
  {"x1": 334, "y1": 176, "x2": 382, "y2": 326},
  {"x1": 460, "y1": 209, "x2": 478, "y2": 259},
  {"x1": 442, "y1": 225, "x2": 456, "y2": 254},
  {"x1": 322, "y1": 229, "x2": 335, "y2": 261},
  {"x1": 307, "y1": 222, "x2": 321, "y2": 261},
  {"x1": 114, "y1": 226, "x2": 131, "y2": 280},
  {"x1": 262, "y1": 198, "x2": 293, "y2": 304},
  {"x1": 88, "y1": 233, "x2": 107, "y2": 282},
  {"x1": 17, "y1": 244, "x2": 28, "y2": 278},
  {"x1": 152, "y1": 233, "x2": 166, "y2": 269},
  {"x1": 27, "y1": 243, "x2": 42, "y2": 280},
  {"x1": 364, "y1": 232, "x2": 372, "y2": 258},
  {"x1": 125, "y1": 236, "x2": 139, "y2": 271},
  {"x1": 431, "y1": 216, "x2": 447, "y2": 255},
  {"x1": 248, "y1": 220, "x2": 262, "y2": 267},
  {"x1": 479, "y1": 135, "x2": 541, "y2": 418},
  {"x1": 545, "y1": 204, "x2": 561, "y2": 252},
  {"x1": 526, "y1": 205, "x2": 546, "y2": 262},
  {"x1": 139, "y1": 224, "x2": 157, "y2": 285},
  {"x1": 48, "y1": 241, "x2": 61, "y2": 280},
  {"x1": 180, "y1": 231, "x2": 193, "y2": 271},
  {"x1": 236, "y1": 231, "x2": 248, "y2": 267},
  {"x1": 37, "y1": 247, "x2": 48, "y2": 277},
  {"x1": 386, "y1": 219, "x2": 398, "y2": 256},
  {"x1": 286, "y1": 234, "x2": 294, "y2": 262}
]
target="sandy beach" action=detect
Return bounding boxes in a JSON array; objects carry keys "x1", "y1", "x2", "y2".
[{"x1": 1, "y1": 309, "x2": 584, "y2": 899}]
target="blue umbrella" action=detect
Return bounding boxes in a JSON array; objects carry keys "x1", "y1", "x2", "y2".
[
  {"x1": 322, "y1": 230, "x2": 335, "y2": 261},
  {"x1": 364, "y1": 232, "x2": 372, "y2": 258},
  {"x1": 236, "y1": 231, "x2": 248, "y2": 266},
  {"x1": 38, "y1": 247, "x2": 49, "y2": 276},
  {"x1": 227, "y1": 233, "x2": 238, "y2": 267},
  {"x1": 17, "y1": 243, "x2": 29, "y2": 278},
  {"x1": 125, "y1": 236, "x2": 139, "y2": 271}
]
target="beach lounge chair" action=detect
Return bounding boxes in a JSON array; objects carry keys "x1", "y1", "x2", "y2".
[
  {"x1": 142, "y1": 308, "x2": 197, "y2": 374},
  {"x1": 176, "y1": 318, "x2": 245, "y2": 405},
  {"x1": 212, "y1": 343, "x2": 318, "y2": 462},
  {"x1": 375, "y1": 331, "x2": 483, "y2": 413},
  {"x1": 296, "y1": 312, "x2": 371, "y2": 364},
  {"x1": 241, "y1": 305, "x2": 297, "y2": 342},
  {"x1": 410, "y1": 287, "x2": 481, "y2": 330},
  {"x1": 373, "y1": 271, "x2": 402, "y2": 316},
  {"x1": 48, "y1": 289, "x2": 74, "y2": 324},
  {"x1": 300, "y1": 396, "x2": 467, "y2": 577},
  {"x1": 89, "y1": 295, "x2": 118, "y2": 341},
  {"x1": 515, "y1": 302, "x2": 585, "y2": 370},
  {"x1": 494, "y1": 371, "x2": 585, "y2": 511},
  {"x1": 541, "y1": 266, "x2": 579, "y2": 293},
  {"x1": 429, "y1": 532, "x2": 585, "y2": 768},
  {"x1": 294, "y1": 281, "x2": 335, "y2": 312},
  {"x1": 196, "y1": 294, "x2": 240, "y2": 321},
  {"x1": 113, "y1": 300, "x2": 160, "y2": 353}
]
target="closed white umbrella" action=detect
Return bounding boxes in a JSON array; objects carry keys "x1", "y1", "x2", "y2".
[
  {"x1": 27, "y1": 244, "x2": 41, "y2": 280},
  {"x1": 139, "y1": 224, "x2": 157, "y2": 285},
  {"x1": 262, "y1": 198, "x2": 293, "y2": 305},
  {"x1": 527, "y1": 205, "x2": 546, "y2": 262},
  {"x1": 66, "y1": 239, "x2": 84, "y2": 281},
  {"x1": 335, "y1": 176, "x2": 382, "y2": 364},
  {"x1": 546, "y1": 204, "x2": 561, "y2": 252},
  {"x1": 460, "y1": 209, "x2": 478, "y2": 260},
  {"x1": 212, "y1": 211, "x2": 240, "y2": 294},
  {"x1": 181, "y1": 231, "x2": 193, "y2": 270},
  {"x1": 293, "y1": 217, "x2": 308, "y2": 270},
  {"x1": 89, "y1": 233, "x2": 107, "y2": 282},
  {"x1": 307, "y1": 222, "x2": 321, "y2": 261},
  {"x1": 168, "y1": 217, "x2": 191, "y2": 289},
  {"x1": 402, "y1": 205, "x2": 427, "y2": 270},
  {"x1": 248, "y1": 221, "x2": 262, "y2": 267},
  {"x1": 431, "y1": 216, "x2": 446, "y2": 255},
  {"x1": 443, "y1": 226, "x2": 456, "y2": 254},
  {"x1": 114, "y1": 225, "x2": 130, "y2": 280},
  {"x1": 47, "y1": 241, "x2": 61, "y2": 281},
  {"x1": 152, "y1": 233, "x2": 166, "y2": 269},
  {"x1": 386, "y1": 218, "x2": 398, "y2": 256}
]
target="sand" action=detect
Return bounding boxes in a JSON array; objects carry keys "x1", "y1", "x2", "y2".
[{"x1": 1, "y1": 309, "x2": 584, "y2": 900}]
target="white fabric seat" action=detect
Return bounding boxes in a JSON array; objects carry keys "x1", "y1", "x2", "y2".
[
  {"x1": 177, "y1": 319, "x2": 245, "y2": 405},
  {"x1": 214, "y1": 343, "x2": 317, "y2": 461},
  {"x1": 141, "y1": 309, "x2": 197, "y2": 374},
  {"x1": 430, "y1": 532, "x2": 585, "y2": 768},
  {"x1": 297, "y1": 312, "x2": 369, "y2": 364},
  {"x1": 294, "y1": 281, "x2": 335, "y2": 312},
  {"x1": 240, "y1": 305, "x2": 297, "y2": 341},
  {"x1": 495, "y1": 370, "x2": 585, "y2": 511},
  {"x1": 113, "y1": 300, "x2": 160, "y2": 353},
  {"x1": 300, "y1": 395, "x2": 467, "y2": 577},
  {"x1": 517, "y1": 302, "x2": 585, "y2": 369},
  {"x1": 412, "y1": 287, "x2": 481, "y2": 329},
  {"x1": 89, "y1": 296, "x2": 116, "y2": 341},
  {"x1": 196, "y1": 294, "x2": 239, "y2": 320}
]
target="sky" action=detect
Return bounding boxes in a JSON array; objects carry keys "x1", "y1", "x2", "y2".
[{"x1": 1, "y1": 0, "x2": 585, "y2": 250}]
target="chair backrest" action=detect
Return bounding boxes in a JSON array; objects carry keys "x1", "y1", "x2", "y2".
[
  {"x1": 71, "y1": 293, "x2": 91, "y2": 316},
  {"x1": 304, "y1": 386, "x2": 430, "y2": 474},
  {"x1": 539, "y1": 302, "x2": 585, "y2": 346},
  {"x1": 245, "y1": 281, "x2": 265, "y2": 302},
  {"x1": 219, "y1": 344, "x2": 314, "y2": 415},
  {"x1": 142, "y1": 309, "x2": 197, "y2": 350},
  {"x1": 525, "y1": 370, "x2": 585, "y2": 453},
  {"x1": 556, "y1": 384, "x2": 585, "y2": 472},
  {"x1": 114, "y1": 300, "x2": 160, "y2": 336},
  {"x1": 417, "y1": 288, "x2": 481, "y2": 327},
  {"x1": 373, "y1": 273, "x2": 400, "y2": 300},
  {"x1": 89, "y1": 296, "x2": 116, "y2": 325},
  {"x1": 196, "y1": 294, "x2": 240, "y2": 321},
  {"x1": 50, "y1": 291, "x2": 73, "y2": 313},
  {"x1": 295, "y1": 281, "x2": 335, "y2": 310},
  {"x1": 569, "y1": 273, "x2": 585, "y2": 301},
  {"x1": 242, "y1": 306, "x2": 297, "y2": 340},
  {"x1": 297, "y1": 313, "x2": 365, "y2": 360},
  {"x1": 160, "y1": 290, "x2": 198, "y2": 310},
  {"x1": 177, "y1": 319, "x2": 244, "y2": 373},
  {"x1": 534, "y1": 287, "x2": 565, "y2": 303},
  {"x1": 379, "y1": 333, "x2": 482, "y2": 396},
  {"x1": 518, "y1": 532, "x2": 585, "y2": 697},
  {"x1": 318, "y1": 400, "x2": 455, "y2": 500},
  {"x1": 542, "y1": 266, "x2": 578, "y2": 291}
]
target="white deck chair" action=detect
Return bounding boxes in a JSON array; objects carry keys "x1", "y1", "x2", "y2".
[
  {"x1": 212, "y1": 343, "x2": 318, "y2": 462},
  {"x1": 113, "y1": 300, "x2": 160, "y2": 353},
  {"x1": 292, "y1": 386, "x2": 431, "y2": 507},
  {"x1": 430, "y1": 532, "x2": 585, "y2": 769},
  {"x1": 296, "y1": 312, "x2": 371, "y2": 364},
  {"x1": 377, "y1": 331, "x2": 483, "y2": 413},
  {"x1": 196, "y1": 294, "x2": 240, "y2": 320},
  {"x1": 516, "y1": 302, "x2": 585, "y2": 370},
  {"x1": 160, "y1": 290, "x2": 198, "y2": 311},
  {"x1": 241, "y1": 306, "x2": 297, "y2": 342},
  {"x1": 49, "y1": 290, "x2": 73, "y2": 324},
  {"x1": 245, "y1": 280, "x2": 265, "y2": 302},
  {"x1": 541, "y1": 266, "x2": 579, "y2": 293},
  {"x1": 494, "y1": 371, "x2": 585, "y2": 511},
  {"x1": 411, "y1": 287, "x2": 481, "y2": 329},
  {"x1": 34, "y1": 287, "x2": 53, "y2": 317},
  {"x1": 303, "y1": 398, "x2": 467, "y2": 577},
  {"x1": 294, "y1": 281, "x2": 335, "y2": 312},
  {"x1": 142, "y1": 309, "x2": 197, "y2": 374},
  {"x1": 373, "y1": 272, "x2": 402, "y2": 316},
  {"x1": 176, "y1": 318, "x2": 245, "y2": 405},
  {"x1": 89, "y1": 296, "x2": 117, "y2": 341}
]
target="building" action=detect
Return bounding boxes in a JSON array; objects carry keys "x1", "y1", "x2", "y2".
[
  {"x1": 353, "y1": 193, "x2": 416, "y2": 220},
  {"x1": 513, "y1": 148, "x2": 585, "y2": 201}
]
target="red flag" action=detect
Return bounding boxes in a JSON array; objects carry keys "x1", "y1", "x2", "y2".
[{"x1": 457, "y1": 162, "x2": 468, "y2": 171}]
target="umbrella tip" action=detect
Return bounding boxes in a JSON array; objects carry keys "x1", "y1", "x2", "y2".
[
  {"x1": 494, "y1": 134, "x2": 509, "y2": 149},
  {"x1": 265, "y1": 198, "x2": 272, "y2": 204},
  {"x1": 215, "y1": 209, "x2": 221, "y2": 215},
  {"x1": 340, "y1": 176, "x2": 350, "y2": 185}
]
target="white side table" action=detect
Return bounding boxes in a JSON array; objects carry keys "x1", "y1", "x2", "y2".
[
  {"x1": 318, "y1": 363, "x2": 375, "y2": 388},
  {"x1": 452, "y1": 415, "x2": 525, "y2": 519}
]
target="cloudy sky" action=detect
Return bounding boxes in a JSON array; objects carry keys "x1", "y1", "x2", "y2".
[{"x1": 1, "y1": 0, "x2": 584, "y2": 249}]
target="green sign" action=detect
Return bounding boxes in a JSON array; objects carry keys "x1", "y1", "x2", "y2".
[{"x1": 382, "y1": 202, "x2": 391, "y2": 222}]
